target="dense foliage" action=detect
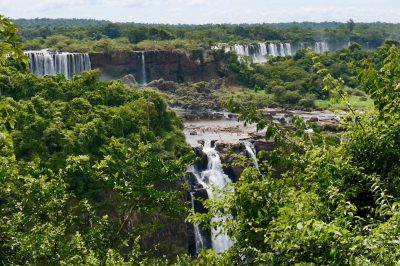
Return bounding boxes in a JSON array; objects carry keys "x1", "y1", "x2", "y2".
[
  {"x1": 15, "y1": 18, "x2": 399, "y2": 52},
  {"x1": 14, "y1": 17, "x2": 394, "y2": 110},
  {"x1": 3, "y1": 14, "x2": 400, "y2": 265},
  {"x1": 0, "y1": 16, "x2": 194, "y2": 265},
  {"x1": 222, "y1": 43, "x2": 373, "y2": 108},
  {"x1": 0, "y1": 16, "x2": 28, "y2": 68},
  {"x1": 188, "y1": 44, "x2": 400, "y2": 265}
]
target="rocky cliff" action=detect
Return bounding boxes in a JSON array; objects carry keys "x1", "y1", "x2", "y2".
[{"x1": 90, "y1": 50, "x2": 227, "y2": 83}]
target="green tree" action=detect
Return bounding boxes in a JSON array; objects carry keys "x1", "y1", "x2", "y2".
[
  {"x1": 347, "y1": 19, "x2": 355, "y2": 32},
  {"x1": 0, "y1": 17, "x2": 194, "y2": 263},
  {"x1": 0, "y1": 15, "x2": 28, "y2": 69},
  {"x1": 189, "y1": 44, "x2": 400, "y2": 265}
]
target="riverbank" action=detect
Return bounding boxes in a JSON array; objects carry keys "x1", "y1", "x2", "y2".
[{"x1": 182, "y1": 108, "x2": 343, "y2": 147}]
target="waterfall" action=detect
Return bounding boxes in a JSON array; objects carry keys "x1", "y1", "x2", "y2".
[
  {"x1": 314, "y1": 42, "x2": 329, "y2": 54},
  {"x1": 189, "y1": 144, "x2": 234, "y2": 253},
  {"x1": 202, "y1": 146, "x2": 234, "y2": 253},
  {"x1": 244, "y1": 142, "x2": 259, "y2": 170},
  {"x1": 273, "y1": 44, "x2": 279, "y2": 57},
  {"x1": 24, "y1": 50, "x2": 91, "y2": 79},
  {"x1": 314, "y1": 42, "x2": 320, "y2": 53},
  {"x1": 220, "y1": 42, "x2": 293, "y2": 63},
  {"x1": 140, "y1": 52, "x2": 147, "y2": 84},
  {"x1": 268, "y1": 43, "x2": 277, "y2": 57},
  {"x1": 323, "y1": 42, "x2": 329, "y2": 52},
  {"x1": 233, "y1": 44, "x2": 246, "y2": 56},
  {"x1": 285, "y1": 43, "x2": 292, "y2": 56},
  {"x1": 188, "y1": 141, "x2": 265, "y2": 253},
  {"x1": 279, "y1": 43, "x2": 286, "y2": 56},
  {"x1": 190, "y1": 191, "x2": 207, "y2": 254},
  {"x1": 259, "y1": 43, "x2": 268, "y2": 56}
]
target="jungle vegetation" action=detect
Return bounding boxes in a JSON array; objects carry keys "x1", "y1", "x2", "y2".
[{"x1": 1, "y1": 15, "x2": 400, "y2": 265}]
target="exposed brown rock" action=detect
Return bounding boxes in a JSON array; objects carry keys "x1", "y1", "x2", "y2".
[{"x1": 90, "y1": 50, "x2": 226, "y2": 83}]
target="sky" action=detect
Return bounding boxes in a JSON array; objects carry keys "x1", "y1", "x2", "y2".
[{"x1": 1, "y1": 0, "x2": 400, "y2": 24}]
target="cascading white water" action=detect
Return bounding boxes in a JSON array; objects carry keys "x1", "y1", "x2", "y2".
[
  {"x1": 268, "y1": 43, "x2": 277, "y2": 57},
  {"x1": 285, "y1": 43, "x2": 292, "y2": 56},
  {"x1": 322, "y1": 42, "x2": 329, "y2": 52},
  {"x1": 279, "y1": 43, "x2": 286, "y2": 56},
  {"x1": 314, "y1": 42, "x2": 321, "y2": 53},
  {"x1": 221, "y1": 42, "x2": 293, "y2": 63},
  {"x1": 189, "y1": 144, "x2": 234, "y2": 253},
  {"x1": 273, "y1": 44, "x2": 279, "y2": 57},
  {"x1": 259, "y1": 43, "x2": 268, "y2": 56},
  {"x1": 314, "y1": 42, "x2": 329, "y2": 54},
  {"x1": 244, "y1": 142, "x2": 259, "y2": 170},
  {"x1": 140, "y1": 52, "x2": 147, "y2": 84},
  {"x1": 201, "y1": 146, "x2": 234, "y2": 253},
  {"x1": 188, "y1": 141, "x2": 264, "y2": 253},
  {"x1": 190, "y1": 191, "x2": 207, "y2": 254},
  {"x1": 24, "y1": 50, "x2": 91, "y2": 79}
]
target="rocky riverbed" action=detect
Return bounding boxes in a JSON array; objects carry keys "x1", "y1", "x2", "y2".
[
  {"x1": 184, "y1": 107, "x2": 344, "y2": 256},
  {"x1": 183, "y1": 108, "x2": 343, "y2": 146}
]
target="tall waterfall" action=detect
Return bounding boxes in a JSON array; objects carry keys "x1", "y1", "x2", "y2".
[
  {"x1": 268, "y1": 43, "x2": 277, "y2": 57},
  {"x1": 24, "y1": 50, "x2": 91, "y2": 79},
  {"x1": 202, "y1": 146, "x2": 234, "y2": 253},
  {"x1": 314, "y1": 42, "x2": 329, "y2": 54},
  {"x1": 285, "y1": 43, "x2": 292, "y2": 56},
  {"x1": 188, "y1": 141, "x2": 265, "y2": 254},
  {"x1": 189, "y1": 144, "x2": 234, "y2": 253},
  {"x1": 220, "y1": 42, "x2": 292, "y2": 63},
  {"x1": 140, "y1": 52, "x2": 147, "y2": 84}
]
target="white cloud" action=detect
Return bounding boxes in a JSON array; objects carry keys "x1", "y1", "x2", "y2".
[{"x1": 3, "y1": 0, "x2": 400, "y2": 23}]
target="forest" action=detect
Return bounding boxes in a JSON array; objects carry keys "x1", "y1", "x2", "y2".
[
  {"x1": 1, "y1": 14, "x2": 400, "y2": 265},
  {"x1": 17, "y1": 18, "x2": 395, "y2": 52}
]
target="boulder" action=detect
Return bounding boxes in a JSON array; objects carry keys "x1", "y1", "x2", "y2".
[
  {"x1": 211, "y1": 140, "x2": 218, "y2": 148},
  {"x1": 146, "y1": 79, "x2": 178, "y2": 93},
  {"x1": 222, "y1": 164, "x2": 244, "y2": 183},
  {"x1": 253, "y1": 140, "x2": 277, "y2": 154},
  {"x1": 227, "y1": 113, "x2": 237, "y2": 120},
  {"x1": 319, "y1": 120, "x2": 341, "y2": 132},
  {"x1": 193, "y1": 146, "x2": 208, "y2": 171},
  {"x1": 120, "y1": 74, "x2": 138, "y2": 87}
]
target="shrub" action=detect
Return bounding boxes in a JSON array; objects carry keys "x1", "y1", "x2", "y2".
[
  {"x1": 353, "y1": 89, "x2": 366, "y2": 97},
  {"x1": 299, "y1": 98, "x2": 316, "y2": 108},
  {"x1": 280, "y1": 90, "x2": 302, "y2": 105},
  {"x1": 272, "y1": 85, "x2": 286, "y2": 99}
]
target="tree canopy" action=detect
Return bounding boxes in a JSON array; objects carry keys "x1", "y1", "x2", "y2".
[
  {"x1": 189, "y1": 44, "x2": 400, "y2": 265},
  {"x1": 0, "y1": 16, "x2": 194, "y2": 264}
]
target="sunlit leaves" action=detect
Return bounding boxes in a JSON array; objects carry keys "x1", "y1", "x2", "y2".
[
  {"x1": 0, "y1": 53, "x2": 192, "y2": 264},
  {"x1": 193, "y1": 45, "x2": 400, "y2": 265},
  {"x1": 0, "y1": 15, "x2": 28, "y2": 69}
]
